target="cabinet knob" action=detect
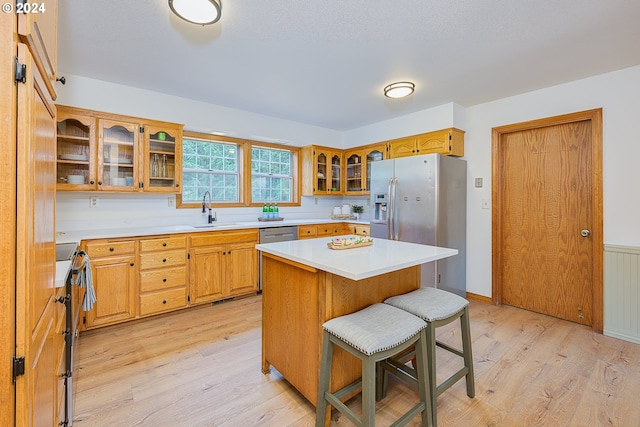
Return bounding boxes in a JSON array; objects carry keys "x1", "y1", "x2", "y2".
[
  {"x1": 130, "y1": 262, "x2": 134, "y2": 267},
  {"x1": 162, "y1": 258, "x2": 167, "y2": 263},
  {"x1": 163, "y1": 278, "x2": 167, "y2": 282},
  {"x1": 109, "y1": 247, "x2": 114, "y2": 251},
  {"x1": 162, "y1": 300, "x2": 167, "y2": 304},
  {"x1": 176, "y1": 184, "x2": 180, "y2": 187},
  {"x1": 98, "y1": 181, "x2": 102, "y2": 185},
  {"x1": 162, "y1": 242, "x2": 167, "y2": 247},
  {"x1": 90, "y1": 180, "x2": 95, "y2": 185}
]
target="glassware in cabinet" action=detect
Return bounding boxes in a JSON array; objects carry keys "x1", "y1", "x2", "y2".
[{"x1": 144, "y1": 126, "x2": 182, "y2": 192}]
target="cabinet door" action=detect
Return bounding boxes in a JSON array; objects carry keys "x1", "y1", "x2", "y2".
[
  {"x1": 226, "y1": 242, "x2": 258, "y2": 296},
  {"x1": 189, "y1": 246, "x2": 225, "y2": 304},
  {"x1": 328, "y1": 152, "x2": 343, "y2": 193},
  {"x1": 98, "y1": 119, "x2": 139, "y2": 191},
  {"x1": 416, "y1": 130, "x2": 450, "y2": 155},
  {"x1": 364, "y1": 145, "x2": 386, "y2": 192},
  {"x1": 388, "y1": 137, "x2": 417, "y2": 158},
  {"x1": 344, "y1": 151, "x2": 364, "y2": 194},
  {"x1": 314, "y1": 149, "x2": 330, "y2": 193},
  {"x1": 143, "y1": 124, "x2": 182, "y2": 193},
  {"x1": 85, "y1": 255, "x2": 136, "y2": 328},
  {"x1": 56, "y1": 112, "x2": 97, "y2": 190}
]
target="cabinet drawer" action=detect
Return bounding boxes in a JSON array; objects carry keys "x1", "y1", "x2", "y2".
[
  {"x1": 84, "y1": 240, "x2": 135, "y2": 258},
  {"x1": 355, "y1": 225, "x2": 370, "y2": 236},
  {"x1": 298, "y1": 225, "x2": 317, "y2": 239},
  {"x1": 139, "y1": 250, "x2": 186, "y2": 270},
  {"x1": 139, "y1": 287, "x2": 187, "y2": 316},
  {"x1": 140, "y1": 266, "x2": 187, "y2": 292},
  {"x1": 317, "y1": 224, "x2": 341, "y2": 236},
  {"x1": 189, "y1": 229, "x2": 258, "y2": 247},
  {"x1": 140, "y1": 236, "x2": 186, "y2": 252}
]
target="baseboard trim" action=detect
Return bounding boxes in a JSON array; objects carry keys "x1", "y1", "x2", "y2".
[{"x1": 466, "y1": 292, "x2": 492, "y2": 304}]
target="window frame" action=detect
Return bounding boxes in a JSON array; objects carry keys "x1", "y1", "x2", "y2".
[{"x1": 177, "y1": 132, "x2": 300, "y2": 209}]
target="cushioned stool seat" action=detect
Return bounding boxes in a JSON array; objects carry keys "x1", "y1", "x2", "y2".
[
  {"x1": 382, "y1": 288, "x2": 475, "y2": 426},
  {"x1": 316, "y1": 303, "x2": 432, "y2": 427}
]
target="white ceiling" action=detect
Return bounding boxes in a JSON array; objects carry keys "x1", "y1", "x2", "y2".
[{"x1": 58, "y1": 0, "x2": 640, "y2": 131}]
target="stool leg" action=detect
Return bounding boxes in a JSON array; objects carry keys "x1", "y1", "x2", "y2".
[
  {"x1": 415, "y1": 329, "x2": 433, "y2": 427},
  {"x1": 315, "y1": 331, "x2": 333, "y2": 427},
  {"x1": 461, "y1": 306, "x2": 475, "y2": 398},
  {"x1": 362, "y1": 355, "x2": 376, "y2": 426},
  {"x1": 426, "y1": 322, "x2": 438, "y2": 427}
]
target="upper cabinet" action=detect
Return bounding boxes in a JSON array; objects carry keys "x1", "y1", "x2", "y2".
[
  {"x1": 143, "y1": 124, "x2": 182, "y2": 192},
  {"x1": 343, "y1": 143, "x2": 387, "y2": 195},
  {"x1": 56, "y1": 106, "x2": 183, "y2": 193},
  {"x1": 18, "y1": 0, "x2": 58, "y2": 99},
  {"x1": 301, "y1": 146, "x2": 343, "y2": 196},
  {"x1": 388, "y1": 128, "x2": 464, "y2": 158}
]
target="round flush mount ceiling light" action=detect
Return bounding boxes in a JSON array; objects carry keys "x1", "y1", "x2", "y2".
[
  {"x1": 168, "y1": 0, "x2": 222, "y2": 26},
  {"x1": 383, "y1": 81, "x2": 415, "y2": 99}
]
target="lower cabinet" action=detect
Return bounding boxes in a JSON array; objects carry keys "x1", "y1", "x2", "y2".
[
  {"x1": 298, "y1": 223, "x2": 351, "y2": 239},
  {"x1": 83, "y1": 240, "x2": 137, "y2": 329},
  {"x1": 189, "y1": 229, "x2": 259, "y2": 304}
]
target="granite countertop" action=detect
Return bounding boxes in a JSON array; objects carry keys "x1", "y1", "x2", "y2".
[
  {"x1": 255, "y1": 237, "x2": 458, "y2": 281},
  {"x1": 56, "y1": 218, "x2": 370, "y2": 244}
]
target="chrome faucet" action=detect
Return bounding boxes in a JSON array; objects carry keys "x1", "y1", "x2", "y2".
[{"x1": 201, "y1": 191, "x2": 217, "y2": 224}]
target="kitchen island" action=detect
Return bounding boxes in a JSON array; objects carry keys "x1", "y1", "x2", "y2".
[{"x1": 256, "y1": 236, "x2": 458, "y2": 406}]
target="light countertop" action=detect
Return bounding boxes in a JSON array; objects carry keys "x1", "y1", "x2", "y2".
[
  {"x1": 56, "y1": 218, "x2": 369, "y2": 244},
  {"x1": 255, "y1": 237, "x2": 458, "y2": 281},
  {"x1": 56, "y1": 260, "x2": 71, "y2": 288}
]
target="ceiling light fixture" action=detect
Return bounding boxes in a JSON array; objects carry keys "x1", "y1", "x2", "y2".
[
  {"x1": 168, "y1": 0, "x2": 222, "y2": 26},
  {"x1": 383, "y1": 82, "x2": 415, "y2": 99}
]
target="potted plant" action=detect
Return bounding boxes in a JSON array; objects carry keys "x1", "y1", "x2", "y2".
[{"x1": 352, "y1": 205, "x2": 364, "y2": 220}]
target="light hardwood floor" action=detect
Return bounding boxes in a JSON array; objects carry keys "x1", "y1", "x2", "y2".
[{"x1": 73, "y1": 295, "x2": 640, "y2": 426}]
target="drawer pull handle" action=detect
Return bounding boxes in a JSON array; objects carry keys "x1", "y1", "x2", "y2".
[
  {"x1": 163, "y1": 278, "x2": 167, "y2": 282},
  {"x1": 109, "y1": 247, "x2": 114, "y2": 252},
  {"x1": 162, "y1": 242, "x2": 167, "y2": 247},
  {"x1": 162, "y1": 258, "x2": 167, "y2": 263},
  {"x1": 162, "y1": 300, "x2": 167, "y2": 304}
]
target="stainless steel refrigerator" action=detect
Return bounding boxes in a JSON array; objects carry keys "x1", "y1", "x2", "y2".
[{"x1": 370, "y1": 153, "x2": 466, "y2": 296}]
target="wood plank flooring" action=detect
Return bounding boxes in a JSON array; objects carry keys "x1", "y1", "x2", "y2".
[{"x1": 72, "y1": 295, "x2": 640, "y2": 426}]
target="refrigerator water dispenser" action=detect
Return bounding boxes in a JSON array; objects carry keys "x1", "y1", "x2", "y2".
[{"x1": 373, "y1": 193, "x2": 388, "y2": 222}]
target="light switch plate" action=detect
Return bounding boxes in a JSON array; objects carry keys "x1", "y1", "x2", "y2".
[{"x1": 475, "y1": 177, "x2": 483, "y2": 188}]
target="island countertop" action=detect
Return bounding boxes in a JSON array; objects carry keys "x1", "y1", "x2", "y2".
[{"x1": 256, "y1": 236, "x2": 458, "y2": 281}]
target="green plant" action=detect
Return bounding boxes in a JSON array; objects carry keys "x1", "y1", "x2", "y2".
[{"x1": 352, "y1": 205, "x2": 364, "y2": 214}]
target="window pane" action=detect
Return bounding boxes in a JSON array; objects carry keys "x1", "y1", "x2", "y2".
[
  {"x1": 251, "y1": 146, "x2": 293, "y2": 203},
  {"x1": 182, "y1": 137, "x2": 240, "y2": 203}
]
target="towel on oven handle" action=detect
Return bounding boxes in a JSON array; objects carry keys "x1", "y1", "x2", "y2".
[{"x1": 73, "y1": 251, "x2": 97, "y2": 311}]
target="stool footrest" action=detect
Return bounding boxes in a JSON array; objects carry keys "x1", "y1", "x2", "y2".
[
  {"x1": 436, "y1": 366, "x2": 469, "y2": 397},
  {"x1": 436, "y1": 340, "x2": 463, "y2": 358},
  {"x1": 390, "y1": 402, "x2": 427, "y2": 427}
]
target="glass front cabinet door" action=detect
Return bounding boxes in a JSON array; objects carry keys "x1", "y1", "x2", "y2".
[
  {"x1": 98, "y1": 119, "x2": 139, "y2": 191},
  {"x1": 344, "y1": 150, "x2": 364, "y2": 194},
  {"x1": 364, "y1": 145, "x2": 386, "y2": 192},
  {"x1": 143, "y1": 124, "x2": 182, "y2": 193},
  {"x1": 56, "y1": 111, "x2": 97, "y2": 190}
]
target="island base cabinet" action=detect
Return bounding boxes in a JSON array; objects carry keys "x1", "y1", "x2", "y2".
[{"x1": 261, "y1": 253, "x2": 420, "y2": 406}]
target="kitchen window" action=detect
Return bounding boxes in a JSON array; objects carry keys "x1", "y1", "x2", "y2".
[
  {"x1": 251, "y1": 146, "x2": 293, "y2": 203},
  {"x1": 181, "y1": 136, "x2": 240, "y2": 203},
  {"x1": 177, "y1": 133, "x2": 300, "y2": 208}
]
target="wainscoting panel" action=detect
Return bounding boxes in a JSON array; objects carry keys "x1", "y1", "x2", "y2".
[{"x1": 604, "y1": 245, "x2": 640, "y2": 344}]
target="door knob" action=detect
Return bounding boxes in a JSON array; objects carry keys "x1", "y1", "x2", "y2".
[{"x1": 581, "y1": 229, "x2": 591, "y2": 237}]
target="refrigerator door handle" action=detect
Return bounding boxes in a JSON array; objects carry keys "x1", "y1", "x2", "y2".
[
  {"x1": 387, "y1": 178, "x2": 394, "y2": 239},
  {"x1": 389, "y1": 177, "x2": 399, "y2": 240},
  {"x1": 392, "y1": 178, "x2": 399, "y2": 240}
]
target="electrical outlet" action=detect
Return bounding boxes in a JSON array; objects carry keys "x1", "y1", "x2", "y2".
[
  {"x1": 475, "y1": 177, "x2": 483, "y2": 188},
  {"x1": 168, "y1": 196, "x2": 175, "y2": 207},
  {"x1": 89, "y1": 196, "x2": 98, "y2": 208},
  {"x1": 482, "y1": 199, "x2": 490, "y2": 209}
]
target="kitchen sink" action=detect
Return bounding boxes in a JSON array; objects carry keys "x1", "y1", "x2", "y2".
[{"x1": 191, "y1": 223, "x2": 237, "y2": 229}]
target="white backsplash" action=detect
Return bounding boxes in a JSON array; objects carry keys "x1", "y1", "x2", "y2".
[{"x1": 56, "y1": 193, "x2": 370, "y2": 232}]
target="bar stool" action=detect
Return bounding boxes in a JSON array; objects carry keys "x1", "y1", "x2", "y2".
[
  {"x1": 316, "y1": 303, "x2": 433, "y2": 427},
  {"x1": 381, "y1": 288, "x2": 475, "y2": 426}
]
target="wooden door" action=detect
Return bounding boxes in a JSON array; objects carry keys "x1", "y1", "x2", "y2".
[
  {"x1": 15, "y1": 42, "x2": 58, "y2": 427},
  {"x1": 492, "y1": 110, "x2": 603, "y2": 330},
  {"x1": 189, "y1": 246, "x2": 225, "y2": 303},
  {"x1": 85, "y1": 255, "x2": 137, "y2": 328},
  {"x1": 227, "y1": 242, "x2": 258, "y2": 296}
]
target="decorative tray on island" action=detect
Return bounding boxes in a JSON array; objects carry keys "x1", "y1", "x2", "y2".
[{"x1": 327, "y1": 236, "x2": 374, "y2": 250}]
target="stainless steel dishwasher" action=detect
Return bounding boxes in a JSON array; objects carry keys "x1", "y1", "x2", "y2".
[{"x1": 258, "y1": 225, "x2": 298, "y2": 291}]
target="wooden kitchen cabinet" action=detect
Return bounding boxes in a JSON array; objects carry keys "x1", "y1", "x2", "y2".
[
  {"x1": 346, "y1": 223, "x2": 370, "y2": 236},
  {"x1": 138, "y1": 236, "x2": 187, "y2": 316},
  {"x1": 301, "y1": 145, "x2": 343, "y2": 196},
  {"x1": 189, "y1": 229, "x2": 259, "y2": 304},
  {"x1": 83, "y1": 240, "x2": 137, "y2": 329},
  {"x1": 388, "y1": 128, "x2": 465, "y2": 158},
  {"x1": 344, "y1": 143, "x2": 387, "y2": 194},
  {"x1": 56, "y1": 109, "x2": 97, "y2": 190},
  {"x1": 298, "y1": 223, "x2": 351, "y2": 239},
  {"x1": 55, "y1": 106, "x2": 183, "y2": 193}
]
